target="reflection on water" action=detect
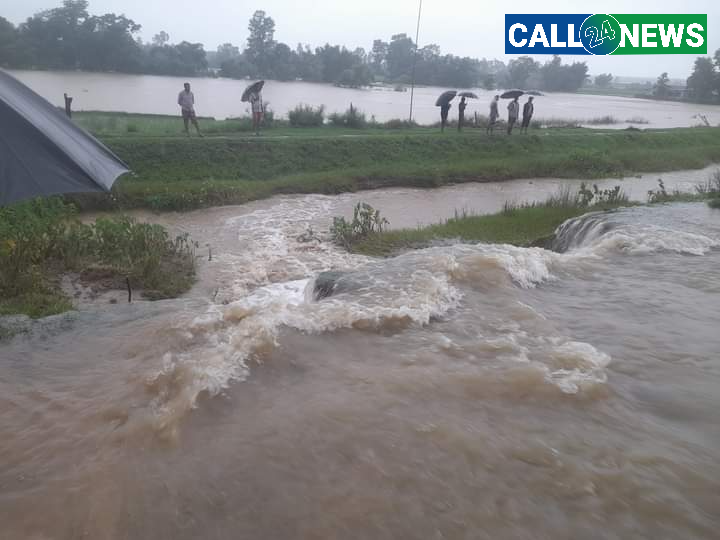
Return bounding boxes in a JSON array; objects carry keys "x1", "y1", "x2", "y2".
[
  {"x1": 1, "y1": 171, "x2": 720, "y2": 539},
  {"x1": 8, "y1": 69, "x2": 720, "y2": 127}
]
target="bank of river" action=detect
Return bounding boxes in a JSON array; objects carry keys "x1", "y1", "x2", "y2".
[
  {"x1": 8, "y1": 69, "x2": 720, "y2": 127},
  {"x1": 64, "y1": 127, "x2": 720, "y2": 211},
  {"x1": 2, "y1": 168, "x2": 719, "y2": 538}
]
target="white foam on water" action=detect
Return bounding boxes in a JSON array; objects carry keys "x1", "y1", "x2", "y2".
[
  {"x1": 585, "y1": 225, "x2": 718, "y2": 257},
  {"x1": 543, "y1": 340, "x2": 612, "y2": 394},
  {"x1": 149, "y1": 263, "x2": 462, "y2": 418}
]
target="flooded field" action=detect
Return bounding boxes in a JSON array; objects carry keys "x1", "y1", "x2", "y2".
[{"x1": 8, "y1": 69, "x2": 720, "y2": 128}]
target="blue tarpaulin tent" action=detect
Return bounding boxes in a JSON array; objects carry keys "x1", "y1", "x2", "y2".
[{"x1": 0, "y1": 69, "x2": 130, "y2": 206}]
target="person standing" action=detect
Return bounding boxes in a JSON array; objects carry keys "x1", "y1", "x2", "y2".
[
  {"x1": 177, "y1": 83, "x2": 202, "y2": 137},
  {"x1": 250, "y1": 91, "x2": 263, "y2": 135},
  {"x1": 521, "y1": 96, "x2": 535, "y2": 134},
  {"x1": 457, "y1": 97, "x2": 467, "y2": 132},
  {"x1": 507, "y1": 97, "x2": 520, "y2": 135},
  {"x1": 487, "y1": 95, "x2": 500, "y2": 134},
  {"x1": 440, "y1": 101, "x2": 452, "y2": 132}
]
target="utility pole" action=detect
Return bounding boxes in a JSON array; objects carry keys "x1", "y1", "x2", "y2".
[{"x1": 408, "y1": 0, "x2": 423, "y2": 123}]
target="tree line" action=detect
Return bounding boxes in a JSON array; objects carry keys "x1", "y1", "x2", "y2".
[
  {"x1": 0, "y1": 0, "x2": 592, "y2": 92},
  {"x1": 8, "y1": 0, "x2": 717, "y2": 101}
]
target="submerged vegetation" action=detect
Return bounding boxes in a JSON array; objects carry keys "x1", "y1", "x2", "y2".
[
  {"x1": 335, "y1": 185, "x2": 631, "y2": 257},
  {"x1": 0, "y1": 198, "x2": 196, "y2": 319},
  {"x1": 647, "y1": 170, "x2": 720, "y2": 206}
]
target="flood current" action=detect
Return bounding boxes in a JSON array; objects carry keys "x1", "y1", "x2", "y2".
[{"x1": 1, "y1": 170, "x2": 719, "y2": 539}]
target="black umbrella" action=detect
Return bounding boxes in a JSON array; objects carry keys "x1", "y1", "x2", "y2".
[
  {"x1": 0, "y1": 69, "x2": 130, "y2": 207},
  {"x1": 457, "y1": 91, "x2": 479, "y2": 99},
  {"x1": 435, "y1": 90, "x2": 457, "y2": 106},
  {"x1": 242, "y1": 80, "x2": 265, "y2": 102},
  {"x1": 500, "y1": 90, "x2": 525, "y2": 99},
  {"x1": 526, "y1": 90, "x2": 544, "y2": 96}
]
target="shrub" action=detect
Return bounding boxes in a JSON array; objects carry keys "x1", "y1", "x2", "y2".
[
  {"x1": 329, "y1": 103, "x2": 367, "y2": 129},
  {"x1": 288, "y1": 104, "x2": 325, "y2": 127},
  {"x1": 0, "y1": 198, "x2": 197, "y2": 317},
  {"x1": 695, "y1": 169, "x2": 720, "y2": 195},
  {"x1": 330, "y1": 202, "x2": 389, "y2": 248},
  {"x1": 384, "y1": 118, "x2": 419, "y2": 129}
]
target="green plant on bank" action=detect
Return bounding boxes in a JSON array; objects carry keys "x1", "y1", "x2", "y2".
[
  {"x1": 0, "y1": 198, "x2": 197, "y2": 318},
  {"x1": 330, "y1": 202, "x2": 389, "y2": 248},
  {"x1": 329, "y1": 104, "x2": 367, "y2": 129},
  {"x1": 288, "y1": 104, "x2": 326, "y2": 127}
]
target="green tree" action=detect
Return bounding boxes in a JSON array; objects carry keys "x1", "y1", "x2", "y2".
[
  {"x1": 386, "y1": 33, "x2": 414, "y2": 81},
  {"x1": 686, "y1": 57, "x2": 718, "y2": 103},
  {"x1": 370, "y1": 39, "x2": 388, "y2": 77},
  {"x1": 507, "y1": 56, "x2": 539, "y2": 89},
  {"x1": 480, "y1": 72, "x2": 495, "y2": 90},
  {"x1": 19, "y1": 0, "x2": 92, "y2": 68},
  {"x1": 152, "y1": 31, "x2": 169, "y2": 47},
  {"x1": 215, "y1": 42, "x2": 240, "y2": 68},
  {"x1": 269, "y1": 42, "x2": 296, "y2": 81},
  {"x1": 0, "y1": 16, "x2": 18, "y2": 66},
  {"x1": 246, "y1": 10, "x2": 275, "y2": 72},
  {"x1": 79, "y1": 14, "x2": 142, "y2": 72},
  {"x1": 653, "y1": 72, "x2": 671, "y2": 98},
  {"x1": 594, "y1": 73, "x2": 613, "y2": 88}
]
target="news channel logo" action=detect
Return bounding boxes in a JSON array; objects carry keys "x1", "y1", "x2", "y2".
[{"x1": 505, "y1": 14, "x2": 707, "y2": 55}]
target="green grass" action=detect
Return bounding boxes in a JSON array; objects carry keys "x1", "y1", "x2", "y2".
[
  {"x1": 70, "y1": 126, "x2": 720, "y2": 211},
  {"x1": 350, "y1": 206, "x2": 589, "y2": 256},
  {"x1": 0, "y1": 288, "x2": 73, "y2": 319}
]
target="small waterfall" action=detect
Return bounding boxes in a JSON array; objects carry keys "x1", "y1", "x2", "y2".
[{"x1": 550, "y1": 212, "x2": 613, "y2": 253}]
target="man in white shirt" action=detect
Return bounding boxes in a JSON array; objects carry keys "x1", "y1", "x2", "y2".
[{"x1": 177, "y1": 82, "x2": 203, "y2": 137}]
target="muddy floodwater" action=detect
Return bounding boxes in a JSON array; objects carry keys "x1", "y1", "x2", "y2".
[
  {"x1": 9, "y1": 69, "x2": 720, "y2": 128},
  {"x1": 1, "y1": 170, "x2": 720, "y2": 539}
]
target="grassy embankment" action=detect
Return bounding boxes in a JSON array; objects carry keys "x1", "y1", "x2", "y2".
[{"x1": 65, "y1": 114, "x2": 720, "y2": 211}]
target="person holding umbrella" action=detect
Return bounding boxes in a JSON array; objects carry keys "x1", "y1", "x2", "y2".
[
  {"x1": 455, "y1": 92, "x2": 477, "y2": 132},
  {"x1": 457, "y1": 96, "x2": 467, "y2": 132},
  {"x1": 507, "y1": 96, "x2": 520, "y2": 135},
  {"x1": 440, "y1": 101, "x2": 452, "y2": 132},
  {"x1": 487, "y1": 95, "x2": 500, "y2": 135},
  {"x1": 436, "y1": 90, "x2": 456, "y2": 133},
  {"x1": 521, "y1": 96, "x2": 535, "y2": 134},
  {"x1": 242, "y1": 81, "x2": 266, "y2": 136}
]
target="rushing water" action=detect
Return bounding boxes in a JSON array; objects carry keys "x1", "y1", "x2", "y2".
[
  {"x1": 2, "y1": 171, "x2": 720, "y2": 539},
  {"x1": 7, "y1": 69, "x2": 720, "y2": 128}
]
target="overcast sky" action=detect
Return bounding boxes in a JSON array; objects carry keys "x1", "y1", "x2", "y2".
[{"x1": 3, "y1": 0, "x2": 718, "y2": 78}]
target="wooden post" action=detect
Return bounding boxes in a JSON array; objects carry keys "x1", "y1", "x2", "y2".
[{"x1": 63, "y1": 93, "x2": 73, "y2": 118}]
